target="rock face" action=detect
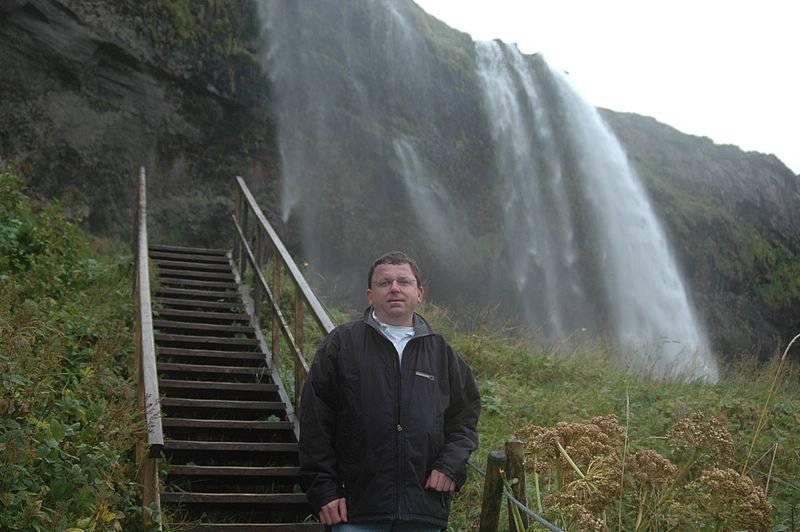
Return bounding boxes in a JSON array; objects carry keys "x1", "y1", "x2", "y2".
[
  {"x1": 1, "y1": 0, "x2": 797, "y2": 359},
  {"x1": 603, "y1": 111, "x2": 800, "y2": 357},
  {"x1": 0, "y1": 0, "x2": 279, "y2": 244}
]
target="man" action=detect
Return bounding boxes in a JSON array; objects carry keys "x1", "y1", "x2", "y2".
[{"x1": 299, "y1": 251, "x2": 481, "y2": 531}]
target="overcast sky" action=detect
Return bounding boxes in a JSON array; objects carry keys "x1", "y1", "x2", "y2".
[{"x1": 414, "y1": 0, "x2": 799, "y2": 173}]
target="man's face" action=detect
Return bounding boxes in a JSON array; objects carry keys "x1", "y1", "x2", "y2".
[{"x1": 366, "y1": 262, "x2": 424, "y2": 326}]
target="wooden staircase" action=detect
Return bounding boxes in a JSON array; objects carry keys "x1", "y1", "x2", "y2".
[{"x1": 149, "y1": 244, "x2": 322, "y2": 531}]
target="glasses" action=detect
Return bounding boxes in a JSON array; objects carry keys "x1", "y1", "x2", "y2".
[{"x1": 373, "y1": 277, "x2": 417, "y2": 289}]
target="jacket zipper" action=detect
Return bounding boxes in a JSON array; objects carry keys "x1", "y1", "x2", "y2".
[{"x1": 395, "y1": 337, "x2": 405, "y2": 519}]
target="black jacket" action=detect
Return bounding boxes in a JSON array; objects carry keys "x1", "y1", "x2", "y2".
[{"x1": 299, "y1": 308, "x2": 481, "y2": 528}]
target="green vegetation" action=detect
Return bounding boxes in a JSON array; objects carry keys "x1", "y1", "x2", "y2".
[
  {"x1": 422, "y1": 305, "x2": 800, "y2": 531},
  {"x1": 120, "y1": 0, "x2": 262, "y2": 96},
  {"x1": 0, "y1": 172, "x2": 140, "y2": 530},
  {"x1": 2, "y1": 169, "x2": 798, "y2": 530}
]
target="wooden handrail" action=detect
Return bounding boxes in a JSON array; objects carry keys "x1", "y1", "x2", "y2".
[
  {"x1": 231, "y1": 177, "x2": 335, "y2": 419},
  {"x1": 133, "y1": 166, "x2": 163, "y2": 529}
]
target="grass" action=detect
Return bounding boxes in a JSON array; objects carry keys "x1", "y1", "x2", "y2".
[{"x1": 421, "y1": 305, "x2": 800, "y2": 531}]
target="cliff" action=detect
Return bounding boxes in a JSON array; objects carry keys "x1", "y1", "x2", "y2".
[
  {"x1": 0, "y1": 0, "x2": 279, "y2": 243},
  {"x1": 1, "y1": 0, "x2": 797, "y2": 358}
]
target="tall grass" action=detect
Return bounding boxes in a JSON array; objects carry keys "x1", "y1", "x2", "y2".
[
  {"x1": 0, "y1": 171, "x2": 141, "y2": 530},
  {"x1": 421, "y1": 305, "x2": 800, "y2": 531}
]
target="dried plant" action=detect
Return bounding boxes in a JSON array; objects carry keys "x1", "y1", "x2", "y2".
[
  {"x1": 516, "y1": 411, "x2": 772, "y2": 531},
  {"x1": 679, "y1": 468, "x2": 772, "y2": 531}
]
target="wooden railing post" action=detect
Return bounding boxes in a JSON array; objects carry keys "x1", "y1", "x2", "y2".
[
  {"x1": 506, "y1": 440, "x2": 529, "y2": 531},
  {"x1": 294, "y1": 284, "x2": 304, "y2": 407},
  {"x1": 253, "y1": 227, "x2": 263, "y2": 328},
  {"x1": 240, "y1": 205, "x2": 249, "y2": 277},
  {"x1": 232, "y1": 185, "x2": 241, "y2": 266},
  {"x1": 479, "y1": 451, "x2": 507, "y2": 532},
  {"x1": 271, "y1": 248, "x2": 281, "y2": 370}
]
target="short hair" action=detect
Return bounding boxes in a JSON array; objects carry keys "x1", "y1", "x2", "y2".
[{"x1": 368, "y1": 251, "x2": 422, "y2": 288}]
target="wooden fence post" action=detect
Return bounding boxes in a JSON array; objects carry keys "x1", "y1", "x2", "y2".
[
  {"x1": 479, "y1": 450, "x2": 507, "y2": 532},
  {"x1": 506, "y1": 439, "x2": 529, "y2": 531}
]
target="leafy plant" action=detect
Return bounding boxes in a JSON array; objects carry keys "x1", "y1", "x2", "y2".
[{"x1": 0, "y1": 171, "x2": 141, "y2": 530}]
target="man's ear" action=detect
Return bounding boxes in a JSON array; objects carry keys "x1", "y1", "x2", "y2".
[{"x1": 366, "y1": 288, "x2": 374, "y2": 306}]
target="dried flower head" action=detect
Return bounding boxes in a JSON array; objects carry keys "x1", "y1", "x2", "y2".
[
  {"x1": 547, "y1": 455, "x2": 622, "y2": 513},
  {"x1": 682, "y1": 468, "x2": 772, "y2": 531},
  {"x1": 569, "y1": 503, "x2": 604, "y2": 531},
  {"x1": 517, "y1": 424, "x2": 559, "y2": 467},
  {"x1": 665, "y1": 411, "x2": 735, "y2": 465},
  {"x1": 627, "y1": 449, "x2": 678, "y2": 490}
]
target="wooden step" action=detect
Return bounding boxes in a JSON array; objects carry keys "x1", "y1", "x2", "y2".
[
  {"x1": 160, "y1": 398, "x2": 285, "y2": 411},
  {"x1": 162, "y1": 493, "x2": 307, "y2": 505},
  {"x1": 154, "y1": 297, "x2": 242, "y2": 310},
  {"x1": 180, "y1": 525, "x2": 323, "y2": 531},
  {"x1": 157, "y1": 268, "x2": 236, "y2": 281},
  {"x1": 162, "y1": 419, "x2": 293, "y2": 431},
  {"x1": 150, "y1": 250, "x2": 230, "y2": 264},
  {"x1": 154, "y1": 309, "x2": 249, "y2": 323},
  {"x1": 169, "y1": 465, "x2": 300, "y2": 477},
  {"x1": 160, "y1": 380, "x2": 277, "y2": 393},
  {"x1": 152, "y1": 259, "x2": 232, "y2": 272},
  {"x1": 155, "y1": 333, "x2": 258, "y2": 348},
  {"x1": 157, "y1": 277, "x2": 239, "y2": 290},
  {"x1": 154, "y1": 320, "x2": 255, "y2": 335},
  {"x1": 164, "y1": 441, "x2": 298, "y2": 453},
  {"x1": 157, "y1": 362, "x2": 270, "y2": 376},
  {"x1": 155, "y1": 286, "x2": 240, "y2": 299},
  {"x1": 157, "y1": 348, "x2": 264, "y2": 366},
  {"x1": 150, "y1": 244, "x2": 227, "y2": 256}
]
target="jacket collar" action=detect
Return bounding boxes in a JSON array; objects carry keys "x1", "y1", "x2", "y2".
[{"x1": 363, "y1": 306, "x2": 434, "y2": 338}]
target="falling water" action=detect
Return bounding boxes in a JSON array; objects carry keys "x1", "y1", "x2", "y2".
[
  {"x1": 258, "y1": 1, "x2": 718, "y2": 379},
  {"x1": 476, "y1": 41, "x2": 718, "y2": 379}
]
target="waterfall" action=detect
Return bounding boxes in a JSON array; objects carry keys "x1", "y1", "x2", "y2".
[
  {"x1": 476, "y1": 41, "x2": 718, "y2": 379},
  {"x1": 257, "y1": 1, "x2": 718, "y2": 379}
]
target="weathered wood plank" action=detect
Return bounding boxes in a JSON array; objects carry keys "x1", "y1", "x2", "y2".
[
  {"x1": 160, "y1": 397, "x2": 285, "y2": 410},
  {"x1": 163, "y1": 441, "x2": 298, "y2": 452},
  {"x1": 153, "y1": 320, "x2": 255, "y2": 335},
  {"x1": 154, "y1": 333, "x2": 258, "y2": 347},
  {"x1": 154, "y1": 297, "x2": 242, "y2": 310},
  {"x1": 154, "y1": 309, "x2": 249, "y2": 322},
  {"x1": 149, "y1": 250, "x2": 230, "y2": 264},
  {"x1": 169, "y1": 465, "x2": 300, "y2": 477},
  {"x1": 157, "y1": 277, "x2": 239, "y2": 290},
  {"x1": 161, "y1": 492, "x2": 307, "y2": 504},
  {"x1": 157, "y1": 347, "x2": 263, "y2": 361},
  {"x1": 151, "y1": 259, "x2": 232, "y2": 271},
  {"x1": 157, "y1": 362, "x2": 269, "y2": 375},
  {"x1": 182, "y1": 525, "x2": 323, "y2": 532},
  {"x1": 157, "y1": 268, "x2": 236, "y2": 281},
  {"x1": 161, "y1": 418, "x2": 292, "y2": 431},
  {"x1": 158, "y1": 379, "x2": 277, "y2": 392},
  {"x1": 150, "y1": 244, "x2": 227, "y2": 256},
  {"x1": 155, "y1": 286, "x2": 241, "y2": 299}
]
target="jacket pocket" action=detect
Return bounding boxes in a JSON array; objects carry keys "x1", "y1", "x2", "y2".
[{"x1": 415, "y1": 370, "x2": 435, "y2": 381}]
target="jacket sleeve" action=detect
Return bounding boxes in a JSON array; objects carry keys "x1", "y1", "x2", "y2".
[
  {"x1": 298, "y1": 329, "x2": 344, "y2": 511},
  {"x1": 432, "y1": 345, "x2": 481, "y2": 489}
]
